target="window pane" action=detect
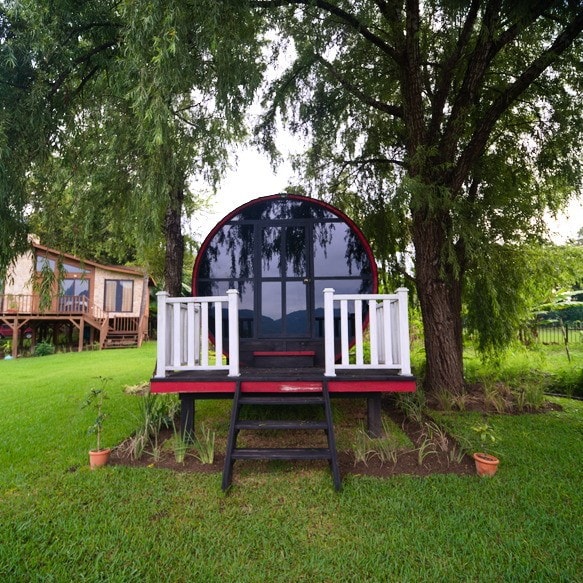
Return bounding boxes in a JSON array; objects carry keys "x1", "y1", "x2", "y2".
[
  {"x1": 313, "y1": 222, "x2": 372, "y2": 277},
  {"x1": 260, "y1": 282, "x2": 282, "y2": 335},
  {"x1": 60, "y1": 279, "x2": 90, "y2": 311},
  {"x1": 121, "y1": 281, "x2": 133, "y2": 311},
  {"x1": 198, "y1": 224, "x2": 254, "y2": 279},
  {"x1": 285, "y1": 226, "x2": 307, "y2": 277},
  {"x1": 104, "y1": 280, "x2": 133, "y2": 312},
  {"x1": 261, "y1": 226, "x2": 281, "y2": 277},
  {"x1": 313, "y1": 279, "x2": 371, "y2": 338},
  {"x1": 231, "y1": 198, "x2": 337, "y2": 221},
  {"x1": 36, "y1": 256, "x2": 55, "y2": 271},
  {"x1": 286, "y1": 281, "x2": 308, "y2": 335},
  {"x1": 104, "y1": 281, "x2": 117, "y2": 311},
  {"x1": 61, "y1": 279, "x2": 89, "y2": 297},
  {"x1": 63, "y1": 263, "x2": 89, "y2": 275}
]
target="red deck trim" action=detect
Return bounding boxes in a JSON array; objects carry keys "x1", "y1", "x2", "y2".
[
  {"x1": 253, "y1": 351, "x2": 315, "y2": 357},
  {"x1": 150, "y1": 378, "x2": 416, "y2": 394},
  {"x1": 327, "y1": 380, "x2": 415, "y2": 392},
  {"x1": 150, "y1": 381, "x2": 235, "y2": 394}
]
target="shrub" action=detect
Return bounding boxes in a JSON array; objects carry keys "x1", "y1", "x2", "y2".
[
  {"x1": 547, "y1": 367, "x2": 583, "y2": 399},
  {"x1": 33, "y1": 341, "x2": 55, "y2": 357}
]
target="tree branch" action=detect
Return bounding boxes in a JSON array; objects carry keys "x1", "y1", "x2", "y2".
[
  {"x1": 251, "y1": 0, "x2": 402, "y2": 64},
  {"x1": 427, "y1": 0, "x2": 481, "y2": 143},
  {"x1": 440, "y1": 0, "x2": 556, "y2": 164},
  {"x1": 49, "y1": 40, "x2": 117, "y2": 96},
  {"x1": 451, "y1": 8, "x2": 583, "y2": 192},
  {"x1": 314, "y1": 55, "x2": 403, "y2": 118},
  {"x1": 340, "y1": 156, "x2": 406, "y2": 169},
  {"x1": 402, "y1": 0, "x2": 426, "y2": 152}
]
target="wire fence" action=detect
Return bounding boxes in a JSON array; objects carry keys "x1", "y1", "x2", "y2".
[{"x1": 533, "y1": 324, "x2": 583, "y2": 345}]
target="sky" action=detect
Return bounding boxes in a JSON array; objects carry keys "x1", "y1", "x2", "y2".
[
  {"x1": 191, "y1": 146, "x2": 583, "y2": 245},
  {"x1": 191, "y1": 147, "x2": 297, "y2": 242}
]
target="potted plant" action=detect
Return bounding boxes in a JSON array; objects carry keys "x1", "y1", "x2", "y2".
[
  {"x1": 83, "y1": 378, "x2": 111, "y2": 469},
  {"x1": 471, "y1": 422, "x2": 500, "y2": 477}
]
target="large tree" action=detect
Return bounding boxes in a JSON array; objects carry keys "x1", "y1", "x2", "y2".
[
  {"x1": 251, "y1": 0, "x2": 583, "y2": 393},
  {"x1": 1, "y1": 0, "x2": 263, "y2": 294}
]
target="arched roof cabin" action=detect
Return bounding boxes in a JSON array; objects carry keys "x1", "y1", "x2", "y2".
[
  {"x1": 193, "y1": 194, "x2": 377, "y2": 367},
  {"x1": 151, "y1": 193, "x2": 414, "y2": 488}
]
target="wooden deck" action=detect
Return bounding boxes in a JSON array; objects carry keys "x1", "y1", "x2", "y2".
[
  {"x1": 150, "y1": 367, "x2": 416, "y2": 437},
  {"x1": 150, "y1": 367, "x2": 416, "y2": 396}
]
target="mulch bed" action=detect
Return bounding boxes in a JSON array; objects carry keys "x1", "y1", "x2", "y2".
[
  {"x1": 109, "y1": 397, "x2": 478, "y2": 479},
  {"x1": 109, "y1": 386, "x2": 562, "y2": 480}
]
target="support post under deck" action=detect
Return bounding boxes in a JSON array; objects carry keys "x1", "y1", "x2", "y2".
[
  {"x1": 179, "y1": 393, "x2": 195, "y2": 442},
  {"x1": 366, "y1": 394, "x2": 382, "y2": 437}
]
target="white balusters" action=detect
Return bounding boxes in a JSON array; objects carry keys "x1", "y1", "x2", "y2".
[
  {"x1": 323, "y1": 288, "x2": 411, "y2": 376},
  {"x1": 155, "y1": 290, "x2": 240, "y2": 377}
]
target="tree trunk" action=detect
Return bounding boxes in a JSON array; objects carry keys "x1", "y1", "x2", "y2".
[
  {"x1": 164, "y1": 185, "x2": 185, "y2": 297},
  {"x1": 412, "y1": 210, "x2": 465, "y2": 395}
]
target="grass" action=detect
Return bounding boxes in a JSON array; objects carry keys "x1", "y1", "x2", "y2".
[
  {"x1": 462, "y1": 342, "x2": 583, "y2": 399},
  {"x1": 1, "y1": 343, "x2": 583, "y2": 581}
]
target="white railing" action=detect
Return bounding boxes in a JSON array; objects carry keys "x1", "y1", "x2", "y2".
[
  {"x1": 155, "y1": 290, "x2": 240, "y2": 377},
  {"x1": 323, "y1": 287, "x2": 411, "y2": 377}
]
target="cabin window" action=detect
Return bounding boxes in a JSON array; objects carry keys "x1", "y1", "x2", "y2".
[
  {"x1": 36, "y1": 256, "x2": 56, "y2": 271},
  {"x1": 60, "y1": 279, "x2": 90, "y2": 311},
  {"x1": 63, "y1": 262, "x2": 90, "y2": 276},
  {"x1": 104, "y1": 280, "x2": 134, "y2": 312}
]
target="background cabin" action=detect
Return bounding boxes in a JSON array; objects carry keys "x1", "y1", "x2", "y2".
[
  {"x1": 151, "y1": 194, "x2": 415, "y2": 489},
  {"x1": 0, "y1": 241, "x2": 150, "y2": 357}
]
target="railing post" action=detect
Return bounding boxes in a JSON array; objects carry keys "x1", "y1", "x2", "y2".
[
  {"x1": 156, "y1": 291, "x2": 168, "y2": 377},
  {"x1": 227, "y1": 289, "x2": 240, "y2": 376},
  {"x1": 323, "y1": 288, "x2": 336, "y2": 376},
  {"x1": 396, "y1": 287, "x2": 411, "y2": 375}
]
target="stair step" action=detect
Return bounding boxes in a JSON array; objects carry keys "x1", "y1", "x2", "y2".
[
  {"x1": 232, "y1": 447, "x2": 332, "y2": 461},
  {"x1": 235, "y1": 420, "x2": 328, "y2": 431},
  {"x1": 222, "y1": 379, "x2": 341, "y2": 491},
  {"x1": 239, "y1": 396, "x2": 324, "y2": 406},
  {"x1": 252, "y1": 350, "x2": 316, "y2": 368}
]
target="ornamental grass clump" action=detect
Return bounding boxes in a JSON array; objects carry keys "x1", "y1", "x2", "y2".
[
  {"x1": 193, "y1": 424, "x2": 215, "y2": 464},
  {"x1": 127, "y1": 391, "x2": 180, "y2": 460}
]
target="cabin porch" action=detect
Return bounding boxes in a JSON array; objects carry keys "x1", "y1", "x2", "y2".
[
  {"x1": 150, "y1": 194, "x2": 416, "y2": 488},
  {"x1": 151, "y1": 366, "x2": 415, "y2": 438},
  {"x1": 150, "y1": 287, "x2": 416, "y2": 436},
  {"x1": 0, "y1": 293, "x2": 146, "y2": 357}
]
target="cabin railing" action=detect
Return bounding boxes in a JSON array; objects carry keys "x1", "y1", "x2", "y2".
[
  {"x1": 323, "y1": 287, "x2": 411, "y2": 377},
  {"x1": 0, "y1": 293, "x2": 106, "y2": 321},
  {"x1": 155, "y1": 290, "x2": 240, "y2": 378}
]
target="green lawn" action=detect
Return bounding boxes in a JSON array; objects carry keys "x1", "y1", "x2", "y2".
[{"x1": 1, "y1": 343, "x2": 582, "y2": 581}]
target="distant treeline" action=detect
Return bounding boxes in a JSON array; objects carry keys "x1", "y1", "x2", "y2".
[{"x1": 535, "y1": 301, "x2": 583, "y2": 325}]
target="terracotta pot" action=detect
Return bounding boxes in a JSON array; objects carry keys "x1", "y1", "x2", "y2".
[
  {"x1": 89, "y1": 448, "x2": 111, "y2": 469},
  {"x1": 473, "y1": 452, "x2": 499, "y2": 477}
]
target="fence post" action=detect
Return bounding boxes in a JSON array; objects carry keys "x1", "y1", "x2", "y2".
[
  {"x1": 396, "y1": 287, "x2": 411, "y2": 375},
  {"x1": 156, "y1": 291, "x2": 168, "y2": 377},
  {"x1": 324, "y1": 288, "x2": 336, "y2": 376},
  {"x1": 227, "y1": 289, "x2": 240, "y2": 376}
]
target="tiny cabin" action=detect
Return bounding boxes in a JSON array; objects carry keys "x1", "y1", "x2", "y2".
[
  {"x1": 0, "y1": 241, "x2": 150, "y2": 357},
  {"x1": 151, "y1": 194, "x2": 415, "y2": 489}
]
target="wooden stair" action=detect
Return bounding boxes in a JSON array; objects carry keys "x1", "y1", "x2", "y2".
[
  {"x1": 101, "y1": 316, "x2": 140, "y2": 348},
  {"x1": 222, "y1": 380, "x2": 341, "y2": 491}
]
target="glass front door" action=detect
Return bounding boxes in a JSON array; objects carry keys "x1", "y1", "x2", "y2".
[{"x1": 258, "y1": 223, "x2": 311, "y2": 338}]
